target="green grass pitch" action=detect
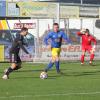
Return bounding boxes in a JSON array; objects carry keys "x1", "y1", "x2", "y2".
[{"x1": 0, "y1": 61, "x2": 100, "y2": 100}]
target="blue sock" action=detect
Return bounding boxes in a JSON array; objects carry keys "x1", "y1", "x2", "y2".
[
  {"x1": 55, "y1": 61, "x2": 60, "y2": 72},
  {"x1": 45, "y1": 62, "x2": 54, "y2": 72}
]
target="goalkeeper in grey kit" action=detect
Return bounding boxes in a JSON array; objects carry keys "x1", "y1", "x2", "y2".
[{"x1": 2, "y1": 27, "x2": 30, "y2": 79}]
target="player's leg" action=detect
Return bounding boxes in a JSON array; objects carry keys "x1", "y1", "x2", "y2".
[
  {"x1": 89, "y1": 47, "x2": 95, "y2": 64},
  {"x1": 14, "y1": 55, "x2": 22, "y2": 70},
  {"x1": 55, "y1": 56, "x2": 60, "y2": 73},
  {"x1": 44, "y1": 56, "x2": 55, "y2": 72},
  {"x1": 7, "y1": 54, "x2": 22, "y2": 72},
  {"x1": 44, "y1": 48, "x2": 55, "y2": 72},
  {"x1": 14, "y1": 63, "x2": 22, "y2": 70},
  {"x1": 5, "y1": 63, "x2": 17, "y2": 74},
  {"x1": 2, "y1": 53, "x2": 18, "y2": 79},
  {"x1": 81, "y1": 50, "x2": 86, "y2": 65},
  {"x1": 55, "y1": 48, "x2": 61, "y2": 73},
  {"x1": 2, "y1": 62, "x2": 17, "y2": 79}
]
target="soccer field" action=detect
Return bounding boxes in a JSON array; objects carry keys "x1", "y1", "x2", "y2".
[{"x1": 0, "y1": 61, "x2": 100, "y2": 100}]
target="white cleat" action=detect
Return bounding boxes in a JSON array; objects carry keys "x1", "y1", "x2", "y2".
[
  {"x1": 81, "y1": 63, "x2": 84, "y2": 65},
  {"x1": 2, "y1": 75, "x2": 9, "y2": 80}
]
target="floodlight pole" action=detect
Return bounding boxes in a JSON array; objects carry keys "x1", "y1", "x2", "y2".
[
  {"x1": 81, "y1": 0, "x2": 83, "y2": 5},
  {"x1": 80, "y1": 0, "x2": 83, "y2": 30},
  {"x1": 35, "y1": 19, "x2": 40, "y2": 58},
  {"x1": 57, "y1": 3, "x2": 60, "y2": 24},
  {"x1": 93, "y1": 19, "x2": 95, "y2": 36}
]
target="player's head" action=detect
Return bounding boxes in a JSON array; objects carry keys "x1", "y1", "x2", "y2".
[
  {"x1": 85, "y1": 29, "x2": 90, "y2": 36},
  {"x1": 20, "y1": 27, "x2": 28, "y2": 36},
  {"x1": 53, "y1": 23, "x2": 59, "y2": 32}
]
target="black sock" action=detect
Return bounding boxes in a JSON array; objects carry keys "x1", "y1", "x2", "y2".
[
  {"x1": 5, "y1": 67, "x2": 13, "y2": 75},
  {"x1": 14, "y1": 66, "x2": 21, "y2": 70}
]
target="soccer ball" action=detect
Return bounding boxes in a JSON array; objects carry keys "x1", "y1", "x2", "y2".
[
  {"x1": 80, "y1": 28, "x2": 86, "y2": 34},
  {"x1": 40, "y1": 72, "x2": 48, "y2": 79}
]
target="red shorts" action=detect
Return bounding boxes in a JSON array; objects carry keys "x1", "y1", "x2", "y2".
[{"x1": 82, "y1": 45, "x2": 92, "y2": 52}]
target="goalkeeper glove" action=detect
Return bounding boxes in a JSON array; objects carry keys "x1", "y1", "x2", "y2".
[{"x1": 80, "y1": 28, "x2": 86, "y2": 34}]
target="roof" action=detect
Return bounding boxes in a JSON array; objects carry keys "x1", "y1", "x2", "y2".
[{"x1": 40, "y1": 0, "x2": 100, "y2": 4}]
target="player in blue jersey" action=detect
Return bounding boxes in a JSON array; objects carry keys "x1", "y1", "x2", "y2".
[{"x1": 44, "y1": 23, "x2": 71, "y2": 73}]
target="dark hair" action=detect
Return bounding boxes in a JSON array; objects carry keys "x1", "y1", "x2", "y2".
[
  {"x1": 86, "y1": 29, "x2": 89, "y2": 33},
  {"x1": 21, "y1": 27, "x2": 28, "y2": 32},
  {"x1": 53, "y1": 23, "x2": 59, "y2": 26}
]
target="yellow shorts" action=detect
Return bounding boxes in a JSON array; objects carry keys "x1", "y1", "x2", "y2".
[{"x1": 51, "y1": 48, "x2": 61, "y2": 57}]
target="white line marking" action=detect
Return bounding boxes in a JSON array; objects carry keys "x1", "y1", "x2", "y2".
[{"x1": 0, "y1": 91, "x2": 100, "y2": 99}]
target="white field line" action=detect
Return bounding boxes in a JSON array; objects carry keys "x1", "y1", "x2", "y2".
[{"x1": 0, "y1": 91, "x2": 100, "y2": 99}]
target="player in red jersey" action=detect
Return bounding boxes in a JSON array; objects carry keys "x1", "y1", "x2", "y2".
[{"x1": 77, "y1": 29, "x2": 97, "y2": 65}]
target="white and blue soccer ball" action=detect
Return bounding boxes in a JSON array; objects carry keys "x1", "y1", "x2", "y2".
[{"x1": 40, "y1": 72, "x2": 48, "y2": 79}]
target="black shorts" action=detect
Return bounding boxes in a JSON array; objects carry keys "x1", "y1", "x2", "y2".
[{"x1": 10, "y1": 53, "x2": 21, "y2": 64}]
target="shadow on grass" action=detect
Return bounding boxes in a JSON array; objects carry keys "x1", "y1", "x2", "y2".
[
  {"x1": 0, "y1": 69, "x2": 43, "y2": 74},
  {"x1": 60, "y1": 70, "x2": 100, "y2": 77},
  {"x1": 9, "y1": 75, "x2": 58, "y2": 80},
  {"x1": 15, "y1": 69, "x2": 43, "y2": 73}
]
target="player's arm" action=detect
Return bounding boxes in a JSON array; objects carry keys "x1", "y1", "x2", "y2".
[
  {"x1": 21, "y1": 36, "x2": 28, "y2": 46},
  {"x1": 77, "y1": 29, "x2": 86, "y2": 36},
  {"x1": 19, "y1": 41, "x2": 29, "y2": 54},
  {"x1": 22, "y1": 41, "x2": 28, "y2": 46},
  {"x1": 77, "y1": 31, "x2": 84, "y2": 36},
  {"x1": 15, "y1": 34, "x2": 29, "y2": 54},
  {"x1": 44, "y1": 32, "x2": 52, "y2": 49},
  {"x1": 62, "y1": 32, "x2": 72, "y2": 44},
  {"x1": 92, "y1": 36, "x2": 97, "y2": 50},
  {"x1": 44, "y1": 32, "x2": 51, "y2": 46}
]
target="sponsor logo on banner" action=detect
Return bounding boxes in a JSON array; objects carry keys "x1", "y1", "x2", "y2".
[
  {"x1": 14, "y1": 23, "x2": 36, "y2": 29},
  {"x1": 39, "y1": 45, "x2": 100, "y2": 61}
]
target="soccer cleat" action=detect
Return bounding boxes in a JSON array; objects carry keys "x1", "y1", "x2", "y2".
[
  {"x1": 89, "y1": 61, "x2": 93, "y2": 65},
  {"x1": 57, "y1": 70, "x2": 64, "y2": 75},
  {"x1": 57, "y1": 70, "x2": 61, "y2": 74},
  {"x1": 44, "y1": 69, "x2": 48, "y2": 72},
  {"x1": 81, "y1": 63, "x2": 84, "y2": 65},
  {"x1": 2, "y1": 75, "x2": 9, "y2": 80}
]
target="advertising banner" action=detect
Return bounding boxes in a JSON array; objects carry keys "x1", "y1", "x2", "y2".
[
  {"x1": 80, "y1": 6, "x2": 99, "y2": 18},
  {"x1": 17, "y1": 2, "x2": 57, "y2": 18},
  {"x1": 0, "y1": 1, "x2": 6, "y2": 17},
  {"x1": 60, "y1": 6, "x2": 79, "y2": 18},
  {"x1": 7, "y1": 2, "x2": 20, "y2": 16},
  {"x1": 37, "y1": 45, "x2": 100, "y2": 61},
  {"x1": 0, "y1": 45, "x2": 4, "y2": 62}
]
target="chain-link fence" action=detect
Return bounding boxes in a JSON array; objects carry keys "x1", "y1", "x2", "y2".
[
  {"x1": 33, "y1": 19, "x2": 100, "y2": 62},
  {"x1": 0, "y1": 1, "x2": 100, "y2": 62}
]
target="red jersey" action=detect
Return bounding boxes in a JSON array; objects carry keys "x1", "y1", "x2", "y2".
[{"x1": 77, "y1": 32, "x2": 97, "y2": 47}]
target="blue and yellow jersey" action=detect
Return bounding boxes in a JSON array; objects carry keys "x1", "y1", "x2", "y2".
[{"x1": 44, "y1": 31, "x2": 71, "y2": 48}]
